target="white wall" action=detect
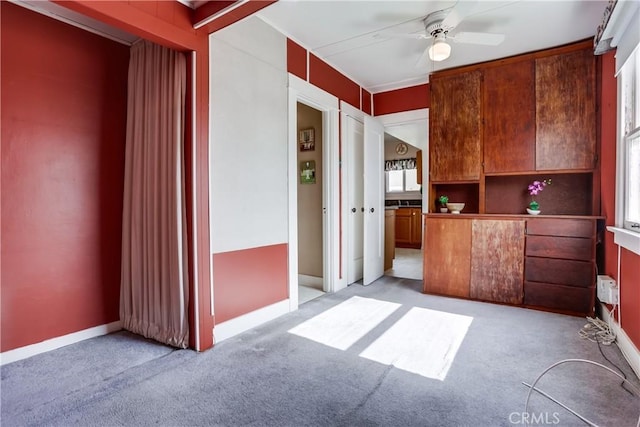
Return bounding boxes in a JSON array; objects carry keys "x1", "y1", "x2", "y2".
[{"x1": 209, "y1": 17, "x2": 288, "y2": 253}]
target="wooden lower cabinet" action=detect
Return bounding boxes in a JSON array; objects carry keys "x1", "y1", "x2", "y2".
[
  {"x1": 424, "y1": 218, "x2": 524, "y2": 303},
  {"x1": 395, "y1": 207, "x2": 422, "y2": 249},
  {"x1": 470, "y1": 220, "x2": 525, "y2": 304},
  {"x1": 424, "y1": 218, "x2": 471, "y2": 298},
  {"x1": 384, "y1": 209, "x2": 395, "y2": 271},
  {"x1": 523, "y1": 218, "x2": 596, "y2": 316},
  {"x1": 423, "y1": 215, "x2": 598, "y2": 316}
]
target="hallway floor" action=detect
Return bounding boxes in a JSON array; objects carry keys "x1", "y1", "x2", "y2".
[{"x1": 385, "y1": 247, "x2": 422, "y2": 280}]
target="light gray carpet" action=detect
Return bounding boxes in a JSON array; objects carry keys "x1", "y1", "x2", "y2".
[{"x1": 2, "y1": 277, "x2": 639, "y2": 426}]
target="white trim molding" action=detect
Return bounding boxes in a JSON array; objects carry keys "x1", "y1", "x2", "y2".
[
  {"x1": 601, "y1": 303, "x2": 640, "y2": 379},
  {"x1": 607, "y1": 226, "x2": 640, "y2": 256},
  {"x1": 213, "y1": 300, "x2": 290, "y2": 342},
  {"x1": 0, "y1": 321, "x2": 123, "y2": 366}
]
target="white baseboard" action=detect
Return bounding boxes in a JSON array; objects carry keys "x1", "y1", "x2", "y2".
[
  {"x1": 601, "y1": 303, "x2": 640, "y2": 379},
  {"x1": 298, "y1": 274, "x2": 323, "y2": 288},
  {"x1": 0, "y1": 320, "x2": 123, "y2": 366},
  {"x1": 214, "y1": 299, "x2": 290, "y2": 343}
]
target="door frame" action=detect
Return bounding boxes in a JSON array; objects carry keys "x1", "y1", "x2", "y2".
[{"x1": 287, "y1": 74, "x2": 342, "y2": 311}]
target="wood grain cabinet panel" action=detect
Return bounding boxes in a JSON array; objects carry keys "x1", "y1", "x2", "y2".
[
  {"x1": 395, "y1": 208, "x2": 422, "y2": 249},
  {"x1": 423, "y1": 218, "x2": 471, "y2": 298},
  {"x1": 535, "y1": 48, "x2": 596, "y2": 171},
  {"x1": 524, "y1": 281, "x2": 594, "y2": 314},
  {"x1": 525, "y1": 235, "x2": 594, "y2": 261},
  {"x1": 429, "y1": 71, "x2": 482, "y2": 182},
  {"x1": 483, "y1": 60, "x2": 536, "y2": 173},
  {"x1": 470, "y1": 220, "x2": 525, "y2": 304},
  {"x1": 525, "y1": 257, "x2": 594, "y2": 288},
  {"x1": 526, "y1": 218, "x2": 595, "y2": 238}
]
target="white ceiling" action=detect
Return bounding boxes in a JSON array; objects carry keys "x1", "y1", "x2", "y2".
[{"x1": 257, "y1": 0, "x2": 609, "y2": 93}]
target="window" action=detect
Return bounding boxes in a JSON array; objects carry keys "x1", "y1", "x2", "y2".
[
  {"x1": 385, "y1": 169, "x2": 420, "y2": 193},
  {"x1": 619, "y1": 46, "x2": 640, "y2": 232}
]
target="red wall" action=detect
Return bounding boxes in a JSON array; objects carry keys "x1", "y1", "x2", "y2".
[
  {"x1": 213, "y1": 244, "x2": 288, "y2": 323},
  {"x1": 373, "y1": 84, "x2": 430, "y2": 116},
  {"x1": 1, "y1": 2, "x2": 129, "y2": 351},
  {"x1": 599, "y1": 51, "x2": 640, "y2": 349}
]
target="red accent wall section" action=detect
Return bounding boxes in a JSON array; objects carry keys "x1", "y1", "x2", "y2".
[
  {"x1": 373, "y1": 84, "x2": 430, "y2": 116},
  {"x1": 197, "y1": 0, "x2": 277, "y2": 35},
  {"x1": 19, "y1": 1, "x2": 215, "y2": 351},
  {"x1": 287, "y1": 38, "x2": 307, "y2": 81},
  {"x1": 53, "y1": 0, "x2": 199, "y2": 50},
  {"x1": 620, "y1": 249, "x2": 640, "y2": 346},
  {"x1": 193, "y1": 0, "x2": 237, "y2": 26},
  {"x1": 1, "y1": 2, "x2": 128, "y2": 352},
  {"x1": 361, "y1": 88, "x2": 372, "y2": 115},
  {"x1": 213, "y1": 244, "x2": 289, "y2": 323},
  {"x1": 309, "y1": 53, "x2": 361, "y2": 109}
]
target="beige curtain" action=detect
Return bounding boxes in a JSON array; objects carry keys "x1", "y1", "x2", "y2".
[{"x1": 120, "y1": 40, "x2": 189, "y2": 348}]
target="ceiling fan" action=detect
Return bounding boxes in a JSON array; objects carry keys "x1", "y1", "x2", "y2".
[{"x1": 387, "y1": 0, "x2": 506, "y2": 65}]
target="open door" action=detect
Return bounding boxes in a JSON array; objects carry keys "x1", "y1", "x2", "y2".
[{"x1": 363, "y1": 115, "x2": 385, "y2": 285}]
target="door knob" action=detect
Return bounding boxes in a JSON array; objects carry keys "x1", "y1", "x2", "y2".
[
  {"x1": 361, "y1": 207, "x2": 365, "y2": 212},
  {"x1": 370, "y1": 208, "x2": 375, "y2": 213},
  {"x1": 351, "y1": 208, "x2": 356, "y2": 213}
]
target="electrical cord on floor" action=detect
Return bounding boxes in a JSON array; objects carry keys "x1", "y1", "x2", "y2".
[
  {"x1": 523, "y1": 359, "x2": 640, "y2": 427},
  {"x1": 578, "y1": 305, "x2": 636, "y2": 396}
]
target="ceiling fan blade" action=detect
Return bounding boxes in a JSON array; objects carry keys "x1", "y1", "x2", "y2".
[
  {"x1": 374, "y1": 32, "x2": 430, "y2": 40},
  {"x1": 449, "y1": 32, "x2": 505, "y2": 46},
  {"x1": 441, "y1": 0, "x2": 478, "y2": 29},
  {"x1": 415, "y1": 46, "x2": 431, "y2": 68}
]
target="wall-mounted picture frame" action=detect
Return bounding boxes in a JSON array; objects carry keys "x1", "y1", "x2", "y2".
[
  {"x1": 300, "y1": 160, "x2": 316, "y2": 184},
  {"x1": 299, "y1": 128, "x2": 315, "y2": 151}
]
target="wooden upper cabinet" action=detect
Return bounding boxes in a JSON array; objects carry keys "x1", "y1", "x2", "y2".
[
  {"x1": 535, "y1": 48, "x2": 596, "y2": 171},
  {"x1": 429, "y1": 70, "x2": 482, "y2": 182},
  {"x1": 483, "y1": 60, "x2": 536, "y2": 173}
]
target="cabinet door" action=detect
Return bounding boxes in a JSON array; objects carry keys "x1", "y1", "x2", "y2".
[
  {"x1": 470, "y1": 220, "x2": 525, "y2": 304},
  {"x1": 423, "y1": 218, "x2": 471, "y2": 297},
  {"x1": 536, "y1": 48, "x2": 596, "y2": 170},
  {"x1": 395, "y1": 209, "x2": 413, "y2": 246},
  {"x1": 410, "y1": 209, "x2": 422, "y2": 247},
  {"x1": 483, "y1": 60, "x2": 536, "y2": 173},
  {"x1": 429, "y1": 71, "x2": 482, "y2": 181}
]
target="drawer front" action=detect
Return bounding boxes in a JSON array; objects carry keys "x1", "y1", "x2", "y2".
[
  {"x1": 524, "y1": 281, "x2": 594, "y2": 315},
  {"x1": 525, "y1": 257, "x2": 594, "y2": 287},
  {"x1": 526, "y1": 218, "x2": 595, "y2": 238},
  {"x1": 525, "y1": 235, "x2": 594, "y2": 261}
]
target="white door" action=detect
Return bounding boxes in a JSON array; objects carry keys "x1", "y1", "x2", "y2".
[
  {"x1": 363, "y1": 115, "x2": 385, "y2": 285},
  {"x1": 346, "y1": 116, "x2": 364, "y2": 284}
]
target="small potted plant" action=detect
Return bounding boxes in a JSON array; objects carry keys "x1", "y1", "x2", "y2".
[
  {"x1": 438, "y1": 195, "x2": 449, "y2": 213},
  {"x1": 527, "y1": 179, "x2": 551, "y2": 214}
]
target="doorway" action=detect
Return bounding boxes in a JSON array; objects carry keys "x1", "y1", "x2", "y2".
[
  {"x1": 378, "y1": 110, "x2": 429, "y2": 282},
  {"x1": 297, "y1": 103, "x2": 325, "y2": 304},
  {"x1": 287, "y1": 75, "x2": 342, "y2": 310}
]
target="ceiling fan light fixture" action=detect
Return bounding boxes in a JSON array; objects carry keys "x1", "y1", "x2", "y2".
[{"x1": 428, "y1": 38, "x2": 451, "y2": 62}]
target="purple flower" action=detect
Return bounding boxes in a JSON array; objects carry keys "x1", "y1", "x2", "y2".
[{"x1": 528, "y1": 179, "x2": 549, "y2": 196}]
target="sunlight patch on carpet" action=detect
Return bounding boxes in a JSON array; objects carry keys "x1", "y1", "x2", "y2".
[
  {"x1": 359, "y1": 307, "x2": 473, "y2": 381},
  {"x1": 288, "y1": 296, "x2": 400, "y2": 350}
]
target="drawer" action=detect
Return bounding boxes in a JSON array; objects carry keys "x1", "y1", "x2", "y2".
[
  {"x1": 525, "y1": 235, "x2": 594, "y2": 261},
  {"x1": 525, "y1": 257, "x2": 594, "y2": 287},
  {"x1": 524, "y1": 281, "x2": 594, "y2": 315},
  {"x1": 526, "y1": 218, "x2": 595, "y2": 238}
]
